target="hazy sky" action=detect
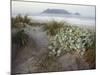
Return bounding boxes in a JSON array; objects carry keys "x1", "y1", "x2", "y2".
[{"x1": 12, "y1": 1, "x2": 95, "y2": 17}]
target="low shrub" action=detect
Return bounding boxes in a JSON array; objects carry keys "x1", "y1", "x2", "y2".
[{"x1": 47, "y1": 24, "x2": 95, "y2": 57}]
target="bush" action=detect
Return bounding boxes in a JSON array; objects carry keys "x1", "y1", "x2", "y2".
[{"x1": 47, "y1": 24, "x2": 95, "y2": 57}]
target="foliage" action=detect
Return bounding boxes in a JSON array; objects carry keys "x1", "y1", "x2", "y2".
[
  {"x1": 23, "y1": 15, "x2": 31, "y2": 24},
  {"x1": 12, "y1": 30, "x2": 29, "y2": 48},
  {"x1": 43, "y1": 20, "x2": 65, "y2": 36},
  {"x1": 47, "y1": 24, "x2": 95, "y2": 57},
  {"x1": 11, "y1": 14, "x2": 32, "y2": 28}
]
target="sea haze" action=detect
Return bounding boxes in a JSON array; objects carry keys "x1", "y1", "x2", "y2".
[
  {"x1": 28, "y1": 15, "x2": 95, "y2": 26},
  {"x1": 12, "y1": 1, "x2": 96, "y2": 26}
]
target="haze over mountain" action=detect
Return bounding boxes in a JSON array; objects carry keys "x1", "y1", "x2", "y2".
[
  {"x1": 12, "y1": 1, "x2": 95, "y2": 18},
  {"x1": 42, "y1": 9, "x2": 71, "y2": 14},
  {"x1": 41, "y1": 8, "x2": 80, "y2": 16}
]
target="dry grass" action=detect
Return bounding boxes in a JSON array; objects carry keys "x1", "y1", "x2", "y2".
[
  {"x1": 11, "y1": 15, "x2": 35, "y2": 28},
  {"x1": 83, "y1": 35, "x2": 96, "y2": 69},
  {"x1": 83, "y1": 49, "x2": 96, "y2": 69},
  {"x1": 43, "y1": 20, "x2": 65, "y2": 36},
  {"x1": 36, "y1": 54, "x2": 62, "y2": 72}
]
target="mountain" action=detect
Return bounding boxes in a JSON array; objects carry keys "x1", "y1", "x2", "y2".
[
  {"x1": 74, "y1": 12, "x2": 80, "y2": 16},
  {"x1": 42, "y1": 9, "x2": 71, "y2": 15}
]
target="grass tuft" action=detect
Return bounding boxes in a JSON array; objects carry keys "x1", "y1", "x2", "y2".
[
  {"x1": 43, "y1": 20, "x2": 65, "y2": 36},
  {"x1": 12, "y1": 30, "x2": 29, "y2": 48}
]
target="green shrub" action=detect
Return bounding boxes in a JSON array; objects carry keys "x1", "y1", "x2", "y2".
[{"x1": 47, "y1": 24, "x2": 95, "y2": 57}]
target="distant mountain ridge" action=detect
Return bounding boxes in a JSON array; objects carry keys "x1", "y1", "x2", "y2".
[
  {"x1": 41, "y1": 8, "x2": 80, "y2": 16},
  {"x1": 42, "y1": 8, "x2": 71, "y2": 14}
]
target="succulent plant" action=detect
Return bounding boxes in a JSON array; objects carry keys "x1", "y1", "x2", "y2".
[{"x1": 47, "y1": 25, "x2": 95, "y2": 57}]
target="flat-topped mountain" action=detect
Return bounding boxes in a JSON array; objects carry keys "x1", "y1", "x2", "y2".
[
  {"x1": 74, "y1": 12, "x2": 80, "y2": 15},
  {"x1": 42, "y1": 9, "x2": 71, "y2": 14}
]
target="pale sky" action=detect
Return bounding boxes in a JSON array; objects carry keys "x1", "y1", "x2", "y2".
[{"x1": 12, "y1": 1, "x2": 95, "y2": 17}]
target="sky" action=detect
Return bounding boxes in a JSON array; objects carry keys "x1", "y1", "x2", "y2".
[{"x1": 12, "y1": 1, "x2": 95, "y2": 18}]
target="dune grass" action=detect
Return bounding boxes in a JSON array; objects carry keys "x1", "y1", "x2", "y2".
[
  {"x1": 11, "y1": 14, "x2": 35, "y2": 28},
  {"x1": 12, "y1": 30, "x2": 29, "y2": 48},
  {"x1": 11, "y1": 14, "x2": 96, "y2": 71},
  {"x1": 11, "y1": 14, "x2": 47, "y2": 28},
  {"x1": 43, "y1": 20, "x2": 65, "y2": 36},
  {"x1": 12, "y1": 15, "x2": 29, "y2": 28}
]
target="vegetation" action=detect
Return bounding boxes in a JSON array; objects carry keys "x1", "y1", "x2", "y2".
[
  {"x1": 83, "y1": 49, "x2": 96, "y2": 69},
  {"x1": 11, "y1": 14, "x2": 33, "y2": 28},
  {"x1": 83, "y1": 36, "x2": 96, "y2": 69},
  {"x1": 12, "y1": 14, "x2": 96, "y2": 72},
  {"x1": 11, "y1": 15, "x2": 47, "y2": 28},
  {"x1": 43, "y1": 20, "x2": 65, "y2": 36},
  {"x1": 12, "y1": 30, "x2": 29, "y2": 48},
  {"x1": 38, "y1": 20, "x2": 95, "y2": 70},
  {"x1": 47, "y1": 24, "x2": 95, "y2": 57},
  {"x1": 36, "y1": 54, "x2": 62, "y2": 72}
]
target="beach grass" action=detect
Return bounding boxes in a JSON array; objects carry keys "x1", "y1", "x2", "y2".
[
  {"x1": 43, "y1": 20, "x2": 65, "y2": 36},
  {"x1": 11, "y1": 14, "x2": 96, "y2": 72}
]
